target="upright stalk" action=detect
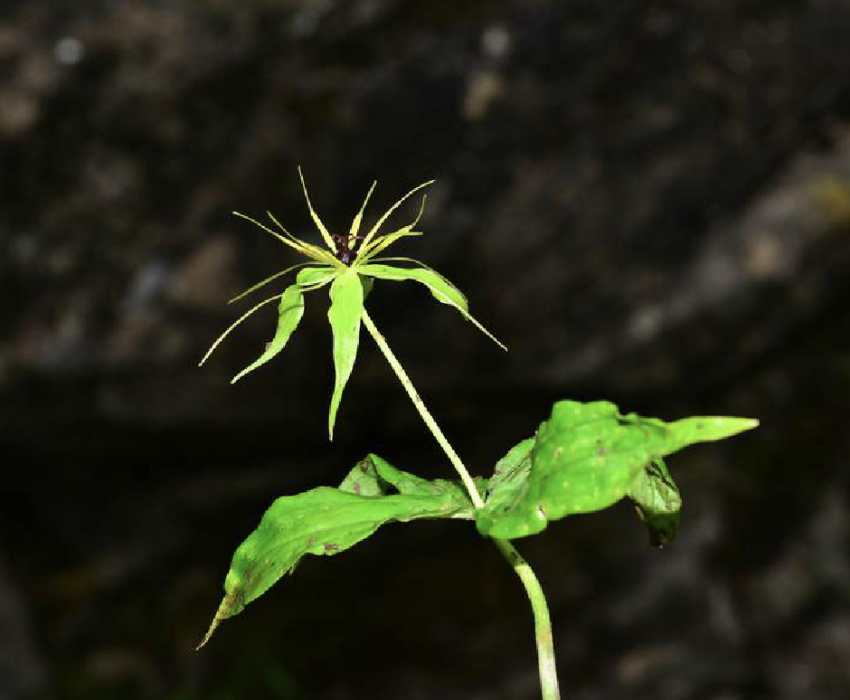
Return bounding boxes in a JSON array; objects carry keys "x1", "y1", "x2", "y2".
[
  {"x1": 361, "y1": 308, "x2": 562, "y2": 700},
  {"x1": 492, "y1": 539, "x2": 561, "y2": 700}
]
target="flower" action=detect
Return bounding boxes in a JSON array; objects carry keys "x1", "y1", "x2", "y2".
[{"x1": 200, "y1": 168, "x2": 505, "y2": 439}]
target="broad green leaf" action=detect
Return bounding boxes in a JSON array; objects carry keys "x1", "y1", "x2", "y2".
[
  {"x1": 338, "y1": 453, "x2": 474, "y2": 502},
  {"x1": 476, "y1": 400, "x2": 757, "y2": 539},
  {"x1": 475, "y1": 439, "x2": 534, "y2": 537},
  {"x1": 627, "y1": 458, "x2": 681, "y2": 547},
  {"x1": 198, "y1": 454, "x2": 474, "y2": 648},
  {"x1": 358, "y1": 263, "x2": 506, "y2": 350},
  {"x1": 327, "y1": 270, "x2": 364, "y2": 439},
  {"x1": 231, "y1": 284, "x2": 304, "y2": 383}
]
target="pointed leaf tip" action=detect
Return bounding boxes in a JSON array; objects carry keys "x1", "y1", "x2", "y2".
[
  {"x1": 477, "y1": 400, "x2": 758, "y2": 540},
  {"x1": 197, "y1": 455, "x2": 475, "y2": 645},
  {"x1": 667, "y1": 415, "x2": 759, "y2": 450},
  {"x1": 195, "y1": 594, "x2": 232, "y2": 650}
]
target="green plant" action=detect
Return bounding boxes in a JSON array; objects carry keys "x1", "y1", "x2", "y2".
[{"x1": 197, "y1": 170, "x2": 757, "y2": 699}]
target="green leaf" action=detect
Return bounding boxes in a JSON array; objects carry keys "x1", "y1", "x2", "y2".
[
  {"x1": 327, "y1": 270, "x2": 364, "y2": 439},
  {"x1": 627, "y1": 458, "x2": 681, "y2": 547},
  {"x1": 475, "y1": 439, "x2": 535, "y2": 537},
  {"x1": 231, "y1": 283, "x2": 304, "y2": 383},
  {"x1": 476, "y1": 400, "x2": 757, "y2": 540},
  {"x1": 198, "y1": 454, "x2": 473, "y2": 648},
  {"x1": 358, "y1": 263, "x2": 506, "y2": 350},
  {"x1": 343, "y1": 452, "x2": 469, "y2": 498}
]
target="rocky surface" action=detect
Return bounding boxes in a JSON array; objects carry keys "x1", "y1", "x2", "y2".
[{"x1": 2, "y1": 1, "x2": 850, "y2": 699}]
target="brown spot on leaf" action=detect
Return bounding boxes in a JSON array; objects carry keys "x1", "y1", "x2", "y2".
[{"x1": 324, "y1": 543, "x2": 340, "y2": 552}]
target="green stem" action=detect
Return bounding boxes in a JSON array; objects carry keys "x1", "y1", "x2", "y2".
[
  {"x1": 361, "y1": 308, "x2": 561, "y2": 700},
  {"x1": 493, "y1": 539, "x2": 561, "y2": 700},
  {"x1": 361, "y1": 308, "x2": 484, "y2": 508}
]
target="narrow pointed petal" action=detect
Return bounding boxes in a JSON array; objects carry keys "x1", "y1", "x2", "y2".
[
  {"x1": 297, "y1": 166, "x2": 337, "y2": 252},
  {"x1": 233, "y1": 211, "x2": 311, "y2": 255},
  {"x1": 228, "y1": 262, "x2": 314, "y2": 304},
  {"x1": 266, "y1": 211, "x2": 340, "y2": 266},
  {"x1": 358, "y1": 230, "x2": 423, "y2": 261},
  {"x1": 199, "y1": 293, "x2": 284, "y2": 366},
  {"x1": 327, "y1": 271, "x2": 365, "y2": 439},
  {"x1": 358, "y1": 180, "x2": 435, "y2": 251},
  {"x1": 349, "y1": 180, "x2": 378, "y2": 243},
  {"x1": 408, "y1": 193, "x2": 428, "y2": 229}
]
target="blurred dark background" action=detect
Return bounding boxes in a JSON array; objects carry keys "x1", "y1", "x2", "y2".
[{"x1": 2, "y1": 1, "x2": 850, "y2": 699}]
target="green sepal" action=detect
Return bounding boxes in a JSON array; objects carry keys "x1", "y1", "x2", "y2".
[
  {"x1": 357, "y1": 263, "x2": 506, "y2": 350},
  {"x1": 627, "y1": 458, "x2": 681, "y2": 547},
  {"x1": 327, "y1": 270, "x2": 364, "y2": 440},
  {"x1": 296, "y1": 265, "x2": 338, "y2": 289},
  {"x1": 197, "y1": 454, "x2": 474, "y2": 648},
  {"x1": 476, "y1": 400, "x2": 757, "y2": 540},
  {"x1": 231, "y1": 284, "x2": 304, "y2": 383}
]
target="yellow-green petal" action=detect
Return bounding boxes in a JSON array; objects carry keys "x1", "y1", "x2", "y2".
[{"x1": 297, "y1": 166, "x2": 337, "y2": 253}]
